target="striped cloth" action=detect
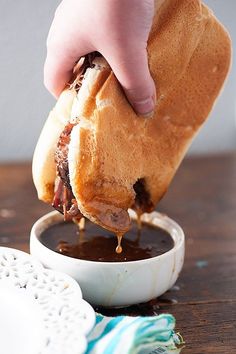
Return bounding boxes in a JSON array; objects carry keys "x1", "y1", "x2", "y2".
[{"x1": 86, "y1": 313, "x2": 183, "y2": 354}]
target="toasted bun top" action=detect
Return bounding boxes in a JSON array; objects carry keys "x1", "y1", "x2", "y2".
[{"x1": 33, "y1": 0, "x2": 231, "y2": 232}]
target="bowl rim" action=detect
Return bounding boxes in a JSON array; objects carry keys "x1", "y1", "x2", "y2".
[{"x1": 30, "y1": 210, "x2": 185, "y2": 266}]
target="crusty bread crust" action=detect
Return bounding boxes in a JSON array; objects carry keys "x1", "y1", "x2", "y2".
[{"x1": 33, "y1": 0, "x2": 231, "y2": 231}]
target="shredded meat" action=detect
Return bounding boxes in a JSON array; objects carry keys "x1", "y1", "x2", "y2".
[
  {"x1": 52, "y1": 56, "x2": 97, "y2": 221},
  {"x1": 52, "y1": 52, "x2": 101, "y2": 221},
  {"x1": 52, "y1": 178, "x2": 82, "y2": 221},
  {"x1": 55, "y1": 123, "x2": 75, "y2": 189},
  {"x1": 53, "y1": 123, "x2": 82, "y2": 221},
  {"x1": 71, "y1": 52, "x2": 101, "y2": 92}
]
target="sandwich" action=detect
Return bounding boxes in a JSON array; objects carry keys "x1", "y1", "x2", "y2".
[{"x1": 32, "y1": 0, "x2": 231, "y2": 234}]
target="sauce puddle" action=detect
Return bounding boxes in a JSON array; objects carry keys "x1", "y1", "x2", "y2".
[{"x1": 40, "y1": 220, "x2": 174, "y2": 262}]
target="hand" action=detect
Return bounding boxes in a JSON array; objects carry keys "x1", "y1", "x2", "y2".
[{"x1": 44, "y1": 0, "x2": 156, "y2": 115}]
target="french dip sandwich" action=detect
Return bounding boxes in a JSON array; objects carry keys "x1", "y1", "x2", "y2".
[{"x1": 33, "y1": 0, "x2": 231, "y2": 234}]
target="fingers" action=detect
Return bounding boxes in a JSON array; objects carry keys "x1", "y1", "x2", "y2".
[
  {"x1": 45, "y1": 37, "x2": 156, "y2": 116},
  {"x1": 44, "y1": 52, "x2": 78, "y2": 98},
  {"x1": 44, "y1": 0, "x2": 156, "y2": 113},
  {"x1": 104, "y1": 46, "x2": 156, "y2": 116},
  {"x1": 44, "y1": 11, "x2": 90, "y2": 98}
]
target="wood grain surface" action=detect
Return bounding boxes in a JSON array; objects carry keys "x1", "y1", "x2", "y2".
[{"x1": 0, "y1": 154, "x2": 236, "y2": 353}]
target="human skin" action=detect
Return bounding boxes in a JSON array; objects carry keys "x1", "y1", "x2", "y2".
[{"x1": 44, "y1": 0, "x2": 156, "y2": 115}]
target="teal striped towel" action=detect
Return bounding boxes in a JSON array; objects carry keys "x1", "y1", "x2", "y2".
[{"x1": 86, "y1": 313, "x2": 184, "y2": 354}]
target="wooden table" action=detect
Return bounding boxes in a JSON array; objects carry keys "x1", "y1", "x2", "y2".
[{"x1": 0, "y1": 154, "x2": 235, "y2": 353}]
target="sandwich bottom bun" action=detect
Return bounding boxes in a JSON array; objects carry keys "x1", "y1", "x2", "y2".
[{"x1": 33, "y1": 0, "x2": 231, "y2": 233}]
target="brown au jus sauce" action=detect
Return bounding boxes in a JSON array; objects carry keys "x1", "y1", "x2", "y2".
[{"x1": 40, "y1": 219, "x2": 174, "y2": 262}]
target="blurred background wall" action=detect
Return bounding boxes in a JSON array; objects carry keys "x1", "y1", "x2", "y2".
[{"x1": 0, "y1": 0, "x2": 235, "y2": 162}]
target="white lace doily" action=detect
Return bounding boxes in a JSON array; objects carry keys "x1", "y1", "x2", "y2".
[{"x1": 0, "y1": 247, "x2": 95, "y2": 354}]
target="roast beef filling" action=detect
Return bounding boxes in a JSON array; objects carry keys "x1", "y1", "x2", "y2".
[
  {"x1": 52, "y1": 53, "x2": 100, "y2": 220},
  {"x1": 71, "y1": 52, "x2": 100, "y2": 92},
  {"x1": 53, "y1": 123, "x2": 82, "y2": 221},
  {"x1": 55, "y1": 123, "x2": 74, "y2": 189}
]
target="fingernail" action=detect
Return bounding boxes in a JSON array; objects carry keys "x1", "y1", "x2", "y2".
[{"x1": 132, "y1": 97, "x2": 155, "y2": 117}]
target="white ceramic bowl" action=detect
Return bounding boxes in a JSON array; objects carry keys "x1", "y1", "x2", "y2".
[{"x1": 30, "y1": 210, "x2": 185, "y2": 307}]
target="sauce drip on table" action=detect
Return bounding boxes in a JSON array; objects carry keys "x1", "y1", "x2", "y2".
[{"x1": 40, "y1": 220, "x2": 174, "y2": 262}]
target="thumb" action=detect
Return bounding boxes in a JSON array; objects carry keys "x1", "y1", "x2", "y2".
[{"x1": 105, "y1": 47, "x2": 156, "y2": 116}]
